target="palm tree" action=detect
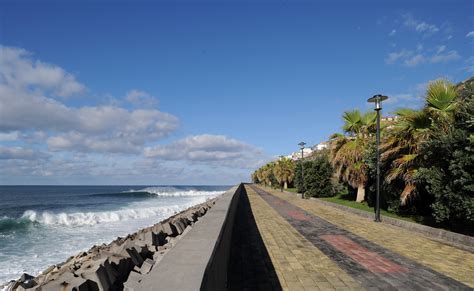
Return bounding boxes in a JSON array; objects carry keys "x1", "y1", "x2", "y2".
[
  {"x1": 273, "y1": 158, "x2": 295, "y2": 191},
  {"x1": 426, "y1": 79, "x2": 458, "y2": 131},
  {"x1": 261, "y1": 162, "x2": 275, "y2": 187},
  {"x1": 329, "y1": 110, "x2": 376, "y2": 202},
  {"x1": 382, "y1": 79, "x2": 458, "y2": 204},
  {"x1": 256, "y1": 168, "x2": 264, "y2": 185},
  {"x1": 381, "y1": 109, "x2": 431, "y2": 204}
]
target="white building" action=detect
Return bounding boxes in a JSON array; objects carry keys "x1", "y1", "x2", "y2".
[
  {"x1": 312, "y1": 141, "x2": 329, "y2": 151},
  {"x1": 290, "y1": 147, "x2": 313, "y2": 161}
]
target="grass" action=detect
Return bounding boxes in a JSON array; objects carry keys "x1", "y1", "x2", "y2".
[
  {"x1": 286, "y1": 188, "x2": 421, "y2": 224},
  {"x1": 320, "y1": 193, "x2": 421, "y2": 223},
  {"x1": 285, "y1": 187, "x2": 299, "y2": 193}
]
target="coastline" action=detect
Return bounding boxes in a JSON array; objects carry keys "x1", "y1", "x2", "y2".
[{"x1": 1, "y1": 196, "x2": 220, "y2": 291}]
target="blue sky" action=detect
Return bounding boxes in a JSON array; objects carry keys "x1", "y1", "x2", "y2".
[{"x1": 0, "y1": 0, "x2": 473, "y2": 185}]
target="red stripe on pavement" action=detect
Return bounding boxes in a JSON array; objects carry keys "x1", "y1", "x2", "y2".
[{"x1": 320, "y1": 235, "x2": 408, "y2": 273}]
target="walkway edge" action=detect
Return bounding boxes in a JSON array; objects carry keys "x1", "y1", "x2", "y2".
[
  {"x1": 137, "y1": 184, "x2": 242, "y2": 291},
  {"x1": 308, "y1": 197, "x2": 474, "y2": 252}
]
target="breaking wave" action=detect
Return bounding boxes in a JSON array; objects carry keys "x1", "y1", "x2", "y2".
[
  {"x1": 125, "y1": 187, "x2": 224, "y2": 197},
  {"x1": 0, "y1": 216, "x2": 36, "y2": 233},
  {"x1": 19, "y1": 205, "x2": 183, "y2": 227}
]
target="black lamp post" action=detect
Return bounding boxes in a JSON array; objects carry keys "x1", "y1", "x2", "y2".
[
  {"x1": 367, "y1": 94, "x2": 388, "y2": 222},
  {"x1": 298, "y1": 141, "x2": 306, "y2": 199}
]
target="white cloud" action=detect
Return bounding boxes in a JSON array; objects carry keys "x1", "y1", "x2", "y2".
[
  {"x1": 436, "y1": 45, "x2": 446, "y2": 54},
  {"x1": 0, "y1": 131, "x2": 19, "y2": 141},
  {"x1": 0, "y1": 146, "x2": 46, "y2": 160},
  {"x1": 402, "y1": 13, "x2": 439, "y2": 35},
  {"x1": 386, "y1": 46, "x2": 460, "y2": 67},
  {"x1": 385, "y1": 50, "x2": 412, "y2": 64},
  {"x1": 430, "y1": 50, "x2": 461, "y2": 63},
  {"x1": 0, "y1": 45, "x2": 85, "y2": 97},
  {"x1": 125, "y1": 89, "x2": 158, "y2": 108},
  {"x1": 0, "y1": 46, "x2": 180, "y2": 154},
  {"x1": 389, "y1": 29, "x2": 396, "y2": 36},
  {"x1": 462, "y1": 56, "x2": 474, "y2": 73},
  {"x1": 144, "y1": 134, "x2": 265, "y2": 168},
  {"x1": 466, "y1": 31, "x2": 474, "y2": 38},
  {"x1": 404, "y1": 54, "x2": 425, "y2": 67},
  {"x1": 0, "y1": 45, "x2": 269, "y2": 183}
]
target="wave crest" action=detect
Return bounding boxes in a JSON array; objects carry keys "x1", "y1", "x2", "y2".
[
  {"x1": 20, "y1": 205, "x2": 182, "y2": 227},
  {"x1": 0, "y1": 216, "x2": 35, "y2": 232},
  {"x1": 127, "y1": 187, "x2": 224, "y2": 197}
]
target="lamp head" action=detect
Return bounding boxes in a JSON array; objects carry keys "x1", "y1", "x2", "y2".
[
  {"x1": 298, "y1": 141, "x2": 306, "y2": 149},
  {"x1": 367, "y1": 94, "x2": 388, "y2": 110}
]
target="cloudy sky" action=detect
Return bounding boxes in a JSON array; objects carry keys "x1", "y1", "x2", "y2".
[{"x1": 0, "y1": 0, "x2": 472, "y2": 185}]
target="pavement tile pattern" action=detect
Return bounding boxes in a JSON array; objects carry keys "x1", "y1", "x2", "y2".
[
  {"x1": 250, "y1": 185, "x2": 471, "y2": 290},
  {"x1": 240, "y1": 186, "x2": 364, "y2": 291},
  {"x1": 254, "y1": 185, "x2": 474, "y2": 289}
]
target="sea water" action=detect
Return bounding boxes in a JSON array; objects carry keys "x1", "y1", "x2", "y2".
[{"x1": 0, "y1": 185, "x2": 229, "y2": 284}]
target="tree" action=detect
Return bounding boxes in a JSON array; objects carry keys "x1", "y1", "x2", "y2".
[
  {"x1": 416, "y1": 78, "x2": 474, "y2": 231},
  {"x1": 273, "y1": 158, "x2": 295, "y2": 191},
  {"x1": 329, "y1": 110, "x2": 376, "y2": 202},
  {"x1": 260, "y1": 162, "x2": 276, "y2": 187},
  {"x1": 381, "y1": 108, "x2": 431, "y2": 204},
  {"x1": 294, "y1": 162, "x2": 305, "y2": 194},
  {"x1": 382, "y1": 79, "x2": 458, "y2": 205},
  {"x1": 303, "y1": 154, "x2": 334, "y2": 198}
]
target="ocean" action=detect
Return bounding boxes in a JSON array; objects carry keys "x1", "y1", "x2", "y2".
[{"x1": 0, "y1": 185, "x2": 229, "y2": 284}]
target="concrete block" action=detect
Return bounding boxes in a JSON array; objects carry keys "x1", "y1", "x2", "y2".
[
  {"x1": 140, "y1": 259, "x2": 154, "y2": 274},
  {"x1": 162, "y1": 222, "x2": 178, "y2": 236},
  {"x1": 81, "y1": 261, "x2": 111, "y2": 291},
  {"x1": 152, "y1": 231, "x2": 167, "y2": 246},
  {"x1": 123, "y1": 271, "x2": 142, "y2": 291},
  {"x1": 126, "y1": 247, "x2": 144, "y2": 267}
]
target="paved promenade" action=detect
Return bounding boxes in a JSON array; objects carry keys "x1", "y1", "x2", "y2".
[{"x1": 237, "y1": 184, "x2": 473, "y2": 290}]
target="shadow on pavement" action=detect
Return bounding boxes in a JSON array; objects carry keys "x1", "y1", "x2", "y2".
[{"x1": 227, "y1": 187, "x2": 282, "y2": 291}]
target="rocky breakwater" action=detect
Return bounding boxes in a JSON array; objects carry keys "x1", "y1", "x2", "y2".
[{"x1": 3, "y1": 199, "x2": 217, "y2": 291}]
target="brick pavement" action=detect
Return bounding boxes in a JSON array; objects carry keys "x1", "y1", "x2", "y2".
[
  {"x1": 253, "y1": 185, "x2": 474, "y2": 289},
  {"x1": 237, "y1": 184, "x2": 474, "y2": 290},
  {"x1": 235, "y1": 186, "x2": 364, "y2": 290}
]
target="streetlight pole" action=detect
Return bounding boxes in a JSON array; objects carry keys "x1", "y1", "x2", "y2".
[
  {"x1": 298, "y1": 141, "x2": 306, "y2": 199},
  {"x1": 367, "y1": 94, "x2": 388, "y2": 222}
]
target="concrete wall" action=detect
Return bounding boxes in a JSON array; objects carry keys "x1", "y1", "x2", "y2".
[{"x1": 138, "y1": 184, "x2": 243, "y2": 291}]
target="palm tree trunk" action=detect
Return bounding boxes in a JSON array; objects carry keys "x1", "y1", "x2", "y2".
[
  {"x1": 356, "y1": 185, "x2": 365, "y2": 202},
  {"x1": 284, "y1": 181, "x2": 288, "y2": 189}
]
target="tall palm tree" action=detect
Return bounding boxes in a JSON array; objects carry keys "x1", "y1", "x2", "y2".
[
  {"x1": 329, "y1": 110, "x2": 376, "y2": 202},
  {"x1": 261, "y1": 162, "x2": 275, "y2": 187},
  {"x1": 426, "y1": 79, "x2": 458, "y2": 131},
  {"x1": 382, "y1": 79, "x2": 458, "y2": 204},
  {"x1": 273, "y1": 158, "x2": 295, "y2": 191},
  {"x1": 255, "y1": 168, "x2": 264, "y2": 185},
  {"x1": 381, "y1": 109, "x2": 431, "y2": 204}
]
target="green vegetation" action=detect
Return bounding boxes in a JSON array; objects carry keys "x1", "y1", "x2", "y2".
[
  {"x1": 321, "y1": 192, "x2": 421, "y2": 224},
  {"x1": 252, "y1": 77, "x2": 474, "y2": 235},
  {"x1": 295, "y1": 152, "x2": 334, "y2": 198}
]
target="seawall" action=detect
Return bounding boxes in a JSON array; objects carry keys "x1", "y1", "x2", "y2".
[{"x1": 5, "y1": 184, "x2": 244, "y2": 291}]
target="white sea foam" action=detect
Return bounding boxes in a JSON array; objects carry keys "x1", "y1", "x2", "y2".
[
  {"x1": 0, "y1": 187, "x2": 226, "y2": 285},
  {"x1": 21, "y1": 205, "x2": 181, "y2": 227},
  {"x1": 130, "y1": 187, "x2": 223, "y2": 197},
  {"x1": 20, "y1": 189, "x2": 224, "y2": 227}
]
